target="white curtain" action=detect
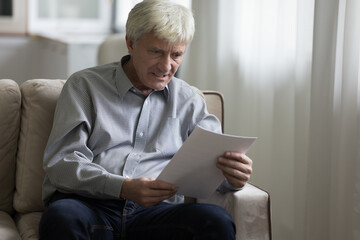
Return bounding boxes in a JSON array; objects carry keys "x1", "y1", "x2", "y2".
[{"x1": 179, "y1": 0, "x2": 360, "y2": 239}]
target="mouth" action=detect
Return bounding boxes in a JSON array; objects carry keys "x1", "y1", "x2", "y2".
[{"x1": 152, "y1": 73, "x2": 170, "y2": 81}]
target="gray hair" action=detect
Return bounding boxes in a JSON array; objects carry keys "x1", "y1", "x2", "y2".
[{"x1": 126, "y1": 0, "x2": 195, "y2": 45}]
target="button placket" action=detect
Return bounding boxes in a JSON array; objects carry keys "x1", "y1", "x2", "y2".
[{"x1": 122, "y1": 96, "x2": 151, "y2": 178}]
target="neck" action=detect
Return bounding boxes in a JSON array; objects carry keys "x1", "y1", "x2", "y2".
[{"x1": 123, "y1": 58, "x2": 153, "y2": 96}]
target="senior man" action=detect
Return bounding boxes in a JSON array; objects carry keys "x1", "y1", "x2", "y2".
[{"x1": 39, "y1": 1, "x2": 252, "y2": 239}]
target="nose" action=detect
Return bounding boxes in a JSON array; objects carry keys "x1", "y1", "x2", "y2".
[{"x1": 157, "y1": 55, "x2": 172, "y2": 74}]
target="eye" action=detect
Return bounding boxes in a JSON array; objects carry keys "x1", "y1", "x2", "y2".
[
  {"x1": 150, "y1": 49, "x2": 162, "y2": 56},
  {"x1": 172, "y1": 52, "x2": 183, "y2": 59}
]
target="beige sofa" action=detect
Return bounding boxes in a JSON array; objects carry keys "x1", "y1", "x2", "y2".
[{"x1": 0, "y1": 78, "x2": 271, "y2": 240}]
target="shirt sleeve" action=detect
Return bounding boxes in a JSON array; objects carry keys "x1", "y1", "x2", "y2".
[{"x1": 43, "y1": 76, "x2": 124, "y2": 200}]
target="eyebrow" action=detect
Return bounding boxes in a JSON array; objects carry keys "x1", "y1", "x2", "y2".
[
  {"x1": 173, "y1": 51, "x2": 184, "y2": 56},
  {"x1": 149, "y1": 47, "x2": 184, "y2": 55}
]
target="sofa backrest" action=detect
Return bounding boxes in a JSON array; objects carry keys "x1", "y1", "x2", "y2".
[
  {"x1": 203, "y1": 91, "x2": 224, "y2": 132},
  {"x1": 0, "y1": 80, "x2": 21, "y2": 214},
  {"x1": 13, "y1": 79, "x2": 66, "y2": 213}
]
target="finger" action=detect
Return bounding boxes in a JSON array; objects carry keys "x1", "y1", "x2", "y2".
[
  {"x1": 139, "y1": 190, "x2": 177, "y2": 207},
  {"x1": 140, "y1": 180, "x2": 177, "y2": 197},
  {"x1": 217, "y1": 163, "x2": 250, "y2": 189},
  {"x1": 149, "y1": 180, "x2": 177, "y2": 191},
  {"x1": 222, "y1": 168, "x2": 250, "y2": 182},
  {"x1": 144, "y1": 188, "x2": 178, "y2": 198},
  {"x1": 148, "y1": 190, "x2": 177, "y2": 200},
  {"x1": 224, "y1": 152, "x2": 252, "y2": 166},
  {"x1": 217, "y1": 157, "x2": 252, "y2": 175},
  {"x1": 147, "y1": 181, "x2": 178, "y2": 194},
  {"x1": 136, "y1": 178, "x2": 176, "y2": 192},
  {"x1": 217, "y1": 159, "x2": 251, "y2": 181},
  {"x1": 222, "y1": 173, "x2": 247, "y2": 189},
  {"x1": 225, "y1": 168, "x2": 250, "y2": 182}
]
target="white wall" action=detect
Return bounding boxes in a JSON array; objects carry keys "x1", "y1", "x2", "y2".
[
  {"x1": 0, "y1": 36, "x2": 41, "y2": 84},
  {"x1": 0, "y1": 35, "x2": 103, "y2": 85}
]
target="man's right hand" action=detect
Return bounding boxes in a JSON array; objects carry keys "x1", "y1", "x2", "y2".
[{"x1": 120, "y1": 177, "x2": 177, "y2": 207}]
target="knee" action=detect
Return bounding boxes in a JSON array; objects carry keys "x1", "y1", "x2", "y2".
[
  {"x1": 41, "y1": 199, "x2": 86, "y2": 226},
  {"x1": 39, "y1": 199, "x2": 92, "y2": 240},
  {"x1": 195, "y1": 203, "x2": 236, "y2": 239}
]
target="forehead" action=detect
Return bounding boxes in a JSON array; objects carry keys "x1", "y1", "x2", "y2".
[{"x1": 138, "y1": 31, "x2": 186, "y2": 51}]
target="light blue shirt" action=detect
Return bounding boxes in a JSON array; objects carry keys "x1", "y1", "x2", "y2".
[{"x1": 42, "y1": 56, "x2": 228, "y2": 205}]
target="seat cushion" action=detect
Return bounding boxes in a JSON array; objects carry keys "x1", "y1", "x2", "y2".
[
  {"x1": 14, "y1": 79, "x2": 66, "y2": 213},
  {"x1": 0, "y1": 211, "x2": 21, "y2": 240},
  {"x1": 0, "y1": 79, "x2": 21, "y2": 214},
  {"x1": 15, "y1": 212, "x2": 42, "y2": 240}
]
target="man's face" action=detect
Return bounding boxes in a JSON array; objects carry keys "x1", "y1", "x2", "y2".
[{"x1": 126, "y1": 31, "x2": 186, "y2": 93}]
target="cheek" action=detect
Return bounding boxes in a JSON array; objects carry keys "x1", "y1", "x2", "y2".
[
  {"x1": 143, "y1": 58, "x2": 158, "y2": 70},
  {"x1": 171, "y1": 65, "x2": 180, "y2": 74},
  {"x1": 173, "y1": 60, "x2": 182, "y2": 70},
  {"x1": 136, "y1": 60, "x2": 153, "y2": 75},
  {"x1": 174, "y1": 64, "x2": 181, "y2": 71}
]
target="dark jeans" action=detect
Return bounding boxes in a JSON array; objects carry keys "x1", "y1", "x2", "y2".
[{"x1": 39, "y1": 192, "x2": 236, "y2": 240}]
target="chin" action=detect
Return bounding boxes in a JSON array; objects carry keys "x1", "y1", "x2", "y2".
[
  {"x1": 152, "y1": 80, "x2": 170, "y2": 90},
  {"x1": 153, "y1": 84, "x2": 167, "y2": 90}
]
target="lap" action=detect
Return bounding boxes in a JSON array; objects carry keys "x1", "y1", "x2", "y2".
[{"x1": 125, "y1": 202, "x2": 235, "y2": 240}]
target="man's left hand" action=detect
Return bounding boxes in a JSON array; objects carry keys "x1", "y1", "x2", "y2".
[{"x1": 216, "y1": 151, "x2": 253, "y2": 189}]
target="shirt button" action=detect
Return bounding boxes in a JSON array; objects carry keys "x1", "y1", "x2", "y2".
[{"x1": 139, "y1": 132, "x2": 144, "y2": 137}]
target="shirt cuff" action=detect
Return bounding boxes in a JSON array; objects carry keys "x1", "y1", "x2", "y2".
[{"x1": 103, "y1": 173, "x2": 125, "y2": 199}]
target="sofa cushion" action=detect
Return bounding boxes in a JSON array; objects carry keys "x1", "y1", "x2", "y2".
[
  {"x1": 0, "y1": 211, "x2": 21, "y2": 240},
  {"x1": 15, "y1": 212, "x2": 42, "y2": 240},
  {"x1": 14, "y1": 79, "x2": 66, "y2": 213},
  {"x1": 0, "y1": 80, "x2": 21, "y2": 214}
]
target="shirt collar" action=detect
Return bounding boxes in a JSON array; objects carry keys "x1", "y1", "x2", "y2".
[
  {"x1": 115, "y1": 56, "x2": 133, "y2": 99},
  {"x1": 115, "y1": 55, "x2": 170, "y2": 100}
]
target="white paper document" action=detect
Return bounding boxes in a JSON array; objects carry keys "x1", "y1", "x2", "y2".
[{"x1": 156, "y1": 126, "x2": 257, "y2": 199}]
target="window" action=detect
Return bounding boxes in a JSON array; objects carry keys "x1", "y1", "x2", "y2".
[
  {"x1": 27, "y1": 0, "x2": 192, "y2": 35},
  {"x1": 0, "y1": 0, "x2": 26, "y2": 34},
  {"x1": 28, "y1": 0, "x2": 112, "y2": 34},
  {"x1": 0, "y1": 0, "x2": 12, "y2": 16}
]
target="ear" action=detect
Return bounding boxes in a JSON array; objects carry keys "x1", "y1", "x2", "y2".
[{"x1": 125, "y1": 35, "x2": 135, "y2": 54}]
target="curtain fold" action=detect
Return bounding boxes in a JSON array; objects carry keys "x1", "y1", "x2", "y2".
[
  {"x1": 179, "y1": 0, "x2": 360, "y2": 239},
  {"x1": 328, "y1": 0, "x2": 360, "y2": 239}
]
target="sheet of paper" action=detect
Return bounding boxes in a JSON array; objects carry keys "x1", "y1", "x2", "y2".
[{"x1": 156, "y1": 126, "x2": 257, "y2": 199}]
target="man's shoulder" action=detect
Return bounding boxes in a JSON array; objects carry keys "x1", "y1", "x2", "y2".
[
  {"x1": 72, "y1": 62, "x2": 119, "y2": 79},
  {"x1": 66, "y1": 62, "x2": 119, "y2": 87},
  {"x1": 170, "y1": 77, "x2": 203, "y2": 99}
]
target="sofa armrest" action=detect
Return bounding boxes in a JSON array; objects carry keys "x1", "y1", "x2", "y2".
[{"x1": 197, "y1": 183, "x2": 271, "y2": 240}]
